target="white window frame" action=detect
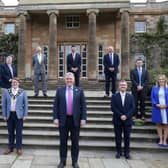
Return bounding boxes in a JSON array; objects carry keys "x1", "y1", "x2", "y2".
[
  {"x1": 97, "y1": 44, "x2": 105, "y2": 80},
  {"x1": 65, "y1": 15, "x2": 80, "y2": 29},
  {"x1": 134, "y1": 21, "x2": 146, "y2": 33},
  {"x1": 4, "y1": 23, "x2": 15, "y2": 34}
]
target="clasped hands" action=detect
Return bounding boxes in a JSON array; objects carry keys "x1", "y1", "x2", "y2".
[{"x1": 53, "y1": 119, "x2": 86, "y2": 127}]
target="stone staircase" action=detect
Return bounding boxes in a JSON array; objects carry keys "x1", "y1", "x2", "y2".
[{"x1": 0, "y1": 93, "x2": 168, "y2": 153}]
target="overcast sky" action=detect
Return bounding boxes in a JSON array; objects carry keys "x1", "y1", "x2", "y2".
[{"x1": 1, "y1": 0, "x2": 167, "y2": 6}]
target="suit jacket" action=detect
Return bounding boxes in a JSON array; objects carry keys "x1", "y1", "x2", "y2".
[
  {"x1": 32, "y1": 54, "x2": 47, "y2": 74},
  {"x1": 130, "y1": 67, "x2": 149, "y2": 91},
  {"x1": 67, "y1": 53, "x2": 81, "y2": 74},
  {"x1": 53, "y1": 86, "x2": 86, "y2": 127},
  {"x1": 2, "y1": 88, "x2": 28, "y2": 119},
  {"x1": 151, "y1": 86, "x2": 168, "y2": 123},
  {"x1": 0, "y1": 63, "x2": 17, "y2": 88},
  {"x1": 103, "y1": 53, "x2": 120, "y2": 74},
  {"x1": 111, "y1": 92, "x2": 135, "y2": 125}
]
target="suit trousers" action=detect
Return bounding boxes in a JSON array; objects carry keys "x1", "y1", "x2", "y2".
[
  {"x1": 59, "y1": 116, "x2": 80, "y2": 164},
  {"x1": 7, "y1": 112, "x2": 23, "y2": 149},
  {"x1": 132, "y1": 89, "x2": 146, "y2": 117},
  {"x1": 71, "y1": 72, "x2": 80, "y2": 87},
  {"x1": 34, "y1": 72, "x2": 47, "y2": 95},
  {"x1": 114, "y1": 123, "x2": 132, "y2": 155},
  {"x1": 105, "y1": 72, "x2": 117, "y2": 95}
]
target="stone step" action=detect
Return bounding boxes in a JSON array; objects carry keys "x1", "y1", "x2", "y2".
[
  {"x1": 0, "y1": 122, "x2": 157, "y2": 133},
  {"x1": 0, "y1": 129, "x2": 158, "y2": 142},
  {"x1": 0, "y1": 116, "x2": 155, "y2": 126},
  {"x1": 0, "y1": 138, "x2": 167, "y2": 152}
]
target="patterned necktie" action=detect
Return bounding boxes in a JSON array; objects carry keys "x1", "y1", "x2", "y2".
[{"x1": 67, "y1": 87, "x2": 73, "y2": 115}]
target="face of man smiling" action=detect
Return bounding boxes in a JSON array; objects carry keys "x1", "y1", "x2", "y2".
[
  {"x1": 11, "y1": 79, "x2": 19, "y2": 89},
  {"x1": 65, "y1": 74, "x2": 75, "y2": 87},
  {"x1": 119, "y1": 81, "x2": 127, "y2": 93}
]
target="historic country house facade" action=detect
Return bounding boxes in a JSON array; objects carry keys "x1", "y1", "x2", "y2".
[{"x1": 0, "y1": 0, "x2": 168, "y2": 83}]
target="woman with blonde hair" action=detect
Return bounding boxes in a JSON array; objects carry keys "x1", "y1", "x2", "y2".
[{"x1": 151, "y1": 74, "x2": 168, "y2": 147}]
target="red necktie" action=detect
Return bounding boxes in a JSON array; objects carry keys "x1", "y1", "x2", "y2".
[{"x1": 67, "y1": 87, "x2": 73, "y2": 115}]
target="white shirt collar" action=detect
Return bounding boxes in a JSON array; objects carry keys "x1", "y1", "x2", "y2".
[{"x1": 120, "y1": 91, "x2": 126, "y2": 96}]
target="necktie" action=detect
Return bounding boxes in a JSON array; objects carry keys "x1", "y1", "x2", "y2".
[
  {"x1": 110, "y1": 54, "x2": 113, "y2": 64},
  {"x1": 138, "y1": 68, "x2": 142, "y2": 86},
  {"x1": 67, "y1": 87, "x2": 73, "y2": 115},
  {"x1": 73, "y1": 53, "x2": 75, "y2": 61}
]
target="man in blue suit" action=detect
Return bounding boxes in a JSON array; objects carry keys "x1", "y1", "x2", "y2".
[
  {"x1": 0, "y1": 55, "x2": 17, "y2": 89},
  {"x1": 130, "y1": 58, "x2": 149, "y2": 120},
  {"x1": 67, "y1": 46, "x2": 81, "y2": 86},
  {"x1": 2, "y1": 77, "x2": 28, "y2": 155},
  {"x1": 103, "y1": 46, "x2": 120, "y2": 97},
  {"x1": 53, "y1": 72, "x2": 87, "y2": 168},
  {"x1": 111, "y1": 80, "x2": 135, "y2": 159}
]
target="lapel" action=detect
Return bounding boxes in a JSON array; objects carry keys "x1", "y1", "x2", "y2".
[
  {"x1": 117, "y1": 93, "x2": 123, "y2": 107},
  {"x1": 73, "y1": 86, "x2": 77, "y2": 107},
  {"x1": 141, "y1": 68, "x2": 145, "y2": 80},
  {"x1": 135, "y1": 68, "x2": 139, "y2": 79},
  {"x1": 107, "y1": 54, "x2": 111, "y2": 64},
  {"x1": 124, "y1": 93, "x2": 128, "y2": 108},
  {"x1": 5, "y1": 63, "x2": 12, "y2": 77},
  {"x1": 63, "y1": 86, "x2": 66, "y2": 102}
]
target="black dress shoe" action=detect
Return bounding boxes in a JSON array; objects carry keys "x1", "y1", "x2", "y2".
[
  {"x1": 115, "y1": 153, "x2": 121, "y2": 159},
  {"x1": 72, "y1": 162, "x2": 80, "y2": 168},
  {"x1": 34, "y1": 94, "x2": 38, "y2": 98},
  {"x1": 125, "y1": 154, "x2": 131, "y2": 159},
  {"x1": 57, "y1": 162, "x2": 65, "y2": 168},
  {"x1": 43, "y1": 93, "x2": 48, "y2": 97}
]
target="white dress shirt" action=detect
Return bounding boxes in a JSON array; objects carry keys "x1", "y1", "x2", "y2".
[
  {"x1": 11, "y1": 88, "x2": 19, "y2": 111},
  {"x1": 120, "y1": 92, "x2": 126, "y2": 106},
  {"x1": 38, "y1": 54, "x2": 42, "y2": 64}
]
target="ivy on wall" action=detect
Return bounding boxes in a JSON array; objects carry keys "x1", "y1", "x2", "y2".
[
  {"x1": 0, "y1": 33, "x2": 18, "y2": 64},
  {"x1": 130, "y1": 16, "x2": 168, "y2": 83}
]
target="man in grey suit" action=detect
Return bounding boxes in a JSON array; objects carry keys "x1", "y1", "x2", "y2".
[
  {"x1": 32, "y1": 46, "x2": 47, "y2": 97},
  {"x1": 2, "y1": 77, "x2": 28, "y2": 155}
]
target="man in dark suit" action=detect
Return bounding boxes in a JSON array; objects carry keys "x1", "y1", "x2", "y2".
[
  {"x1": 0, "y1": 55, "x2": 17, "y2": 89},
  {"x1": 67, "y1": 46, "x2": 81, "y2": 86},
  {"x1": 130, "y1": 58, "x2": 149, "y2": 120},
  {"x1": 103, "y1": 46, "x2": 120, "y2": 97},
  {"x1": 32, "y1": 46, "x2": 47, "y2": 97},
  {"x1": 111, "y1": 80, "x2": 135, "y2": 159},
  {"x1": 53, "y1": 72, "x2": 87, "y2": 168}
]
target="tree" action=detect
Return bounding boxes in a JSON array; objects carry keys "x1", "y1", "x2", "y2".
[
  {"x1": 0, "y1": 33, "x2": 18, "y2": 64},
  {"x1": 157, "y1": 16, "x2": 167, "y2": 35}
]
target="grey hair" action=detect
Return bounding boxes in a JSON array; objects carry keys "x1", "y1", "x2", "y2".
[{"x1": 65, "y1": 72, "x2": 75, "y2": 80}]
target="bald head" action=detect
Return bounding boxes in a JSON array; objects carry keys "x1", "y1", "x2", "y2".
[
  {"x1": 108, "y1": 46, "x2": 114, "y2": 53},
  {"x1": 36, "y1": 46, "x2": 42, "y2": 54}
]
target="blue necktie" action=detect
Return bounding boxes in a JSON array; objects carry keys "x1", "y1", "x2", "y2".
[
  {"x1": 138, "y1": 68, "x2": 142, "y2": 86},
  {"x1": 109, "y1": 54, "x2": 113, "y2": 64}
]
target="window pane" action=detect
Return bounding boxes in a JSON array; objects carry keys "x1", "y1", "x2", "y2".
[
  {"x1": 4, "y1": 23, "x2": 15, "y2": 34},
  {"x1": 65, "y1": 15, "x2": 80, "y2": 28},
  {"x1": 135, "y1": 22, "x2": 146, "y2": 33}
]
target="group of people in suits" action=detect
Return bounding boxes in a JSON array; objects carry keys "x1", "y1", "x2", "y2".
[
  {"x1": 104, "y1": 46, "x2": 167, "y2": 158},
  {"x1": 1, "y1": 44, "x2": 168, "y2": 168}
]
